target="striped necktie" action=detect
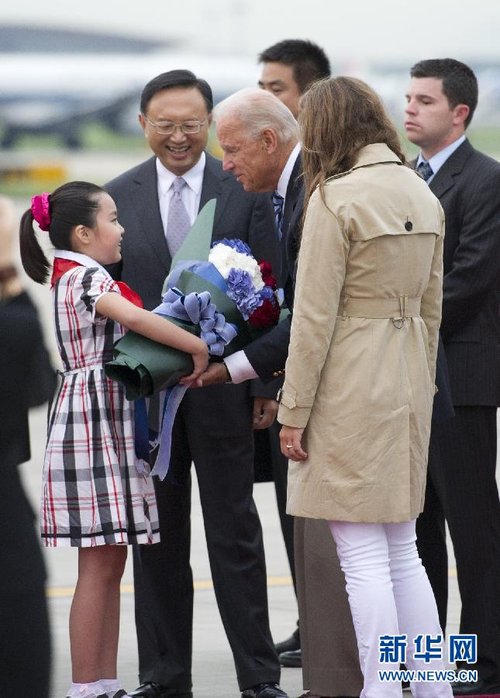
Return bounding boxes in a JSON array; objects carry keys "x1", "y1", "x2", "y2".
[{"x1": 272, "y1": 191, "x2": 285, "y2": 239}]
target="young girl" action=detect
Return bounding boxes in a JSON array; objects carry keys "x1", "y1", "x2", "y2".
[{"x1": 19, "y1": 181, "x2": 208, "y2": 698}]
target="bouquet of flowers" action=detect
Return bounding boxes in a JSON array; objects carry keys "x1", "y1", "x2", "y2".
[
  {"x1": 104, "y1": 200, "x2": 280, "y2": 478},
  {"x1": 209, "y1": 239, "x2": 280, "y2": 330},
  {"x1": 105, "y1": 239, "x2": 280, "y2": 400}
]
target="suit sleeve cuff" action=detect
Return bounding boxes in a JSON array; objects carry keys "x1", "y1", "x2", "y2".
[{"x1": 224, "y1": 351, "x2": 258, "y2": 384}]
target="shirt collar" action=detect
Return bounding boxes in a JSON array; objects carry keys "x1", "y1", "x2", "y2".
[
  {"x1": 53, "y1": 249, "x2": 110, "y2": 277},
  {"x1": 156, "y1": 152, "x2": 206, "y2": 197},
  {"x1": 417, "y1": 135, "x2": 466, "y2": 178},
  {"x1": 276, "y1": 143, "x2": 301, "y2": 198}
]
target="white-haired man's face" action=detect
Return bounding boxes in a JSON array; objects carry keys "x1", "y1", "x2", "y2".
[{"x1": 216, "y1": 117, "x2": 279, "y2": 193}]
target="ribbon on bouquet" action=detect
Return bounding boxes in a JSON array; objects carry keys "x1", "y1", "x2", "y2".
[
  {"x1": 155, "y1": 285, "x2": 237, "y2": 355},
  {"x1": 150, "y1": 286, "x2": 237, "y2": 480}
]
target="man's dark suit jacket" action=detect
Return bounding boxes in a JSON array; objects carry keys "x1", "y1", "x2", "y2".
[
  {"x1": 415, "y1": 139, "x2": 500, "y2": 685},
  {"x1": 244, "y1": 154, "x2": 303, "y2": 380},
  {"x1": 428, "y1": 138, "x2": 500, "y2": 407}
]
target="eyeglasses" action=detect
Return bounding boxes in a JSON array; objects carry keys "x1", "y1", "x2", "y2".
[{"x1": 143, "y1": 116, "x2": 207, "y2": 135}]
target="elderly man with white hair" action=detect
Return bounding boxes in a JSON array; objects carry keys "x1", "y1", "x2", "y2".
[{"x1": 198, "y1": 88, "x2": 363, "y2": 698}]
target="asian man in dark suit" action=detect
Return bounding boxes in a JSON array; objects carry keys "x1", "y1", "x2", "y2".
[
  {"x1": 106, "y1": 70, "x2": 288, "y2": 698},
  {"x1": 200, "y1": 88, "x2": 363, "y2": 698},
  {"x1": 405, "y1": 58, "x2": 500, "y2": 696}
]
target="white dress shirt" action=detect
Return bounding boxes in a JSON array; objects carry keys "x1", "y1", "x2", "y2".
[{"x1": 156, "y1": 152, "x2": 206, "y2": 232}]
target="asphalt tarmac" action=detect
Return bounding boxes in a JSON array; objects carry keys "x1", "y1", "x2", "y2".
[{"x1": 22, "y1": 402, "x2": 469, "y2": 698}]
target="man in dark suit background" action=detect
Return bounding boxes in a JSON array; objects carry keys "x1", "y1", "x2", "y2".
[
  {"x1": 106, "y1": 70, "x2": 288, "y2": 698},
  {"x1": 200, "y1": 87, "x2": 363, "y2": 698},
  {"x1": 258, "y1": 39, "x2": 331, "y2": 122},
  {"x1": 254, "y1": 45, "x2": 332, "y2": 664},
  {"x1": 405, "y1": 58, "x2": 500, "y2": 696}
]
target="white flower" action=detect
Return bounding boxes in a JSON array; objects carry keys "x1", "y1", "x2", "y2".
[{"x1": 209, "y1": 243, "x2": 264, "y2": 291}]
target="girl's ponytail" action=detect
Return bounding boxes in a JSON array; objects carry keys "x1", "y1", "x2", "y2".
[{"x1": 19, "y1": 207, "x2": 51, "y2": 284}]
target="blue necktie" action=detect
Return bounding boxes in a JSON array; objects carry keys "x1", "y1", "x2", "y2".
[
  {"x1": 272, "y1": 191, "x2": 285, "y2": 239},
  {"x1": 416, "y1": 160, "x2": 433, "y2": 182}
]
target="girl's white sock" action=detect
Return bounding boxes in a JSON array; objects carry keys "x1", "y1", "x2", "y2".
[{"x1": 66, "y1": 680, "x2": 105, "y2": 698}]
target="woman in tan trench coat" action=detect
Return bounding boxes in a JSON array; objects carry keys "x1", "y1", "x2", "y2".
[{"x1": 277, "y1": 78, "x2": 452, "y2": 698}]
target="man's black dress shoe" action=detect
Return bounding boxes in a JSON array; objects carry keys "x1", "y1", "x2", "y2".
[
  {"x1": 452, "y1": 677, "x2": 500, "y2": 695},
  {"x1": 280, "y1": 649, "x2": 302, "y2": 668},
  {"x1": 241, "y1": 682, "x2": 289, "y2": 697},
  {"x1": 275, "y1": 628, "x2": 300, "y2": 655},
  {"x1": 128, "y1": 682, "x2": 192, "y2": 698}
]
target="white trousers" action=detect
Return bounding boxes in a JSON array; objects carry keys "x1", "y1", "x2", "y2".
[{"x1": 328, "y1": 519, "x2": 453, "y2": 698}]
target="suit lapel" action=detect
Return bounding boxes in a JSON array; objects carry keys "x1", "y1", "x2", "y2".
[
  {"x1": 414, "y1": 139, "x2": 472, "y2": 199},
  {"x1": 131, "y1": 157, "x2": 173, "y2": 272},
  {"x1": 200, "y1": 153, "x2": 227, "y2": 237},
  {"x1": 430, "y1": 140, "x2": 471, "y2": 198}
]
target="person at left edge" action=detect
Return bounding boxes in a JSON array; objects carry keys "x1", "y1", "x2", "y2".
[
  {"x1": 105, "y1": 70, "x2": 287, "y2": 698},
  {"x1": 0, "y1": 195, "x2": 54, "y2": 698}
]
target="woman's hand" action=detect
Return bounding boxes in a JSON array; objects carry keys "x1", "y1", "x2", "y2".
[{"x1": 280, "y1": 425, "x2": 308, "y2": 461}]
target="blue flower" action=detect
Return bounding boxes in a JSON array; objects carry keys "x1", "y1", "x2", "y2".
[{"x1": 226, "y1": 269, "x2": 263, "y2": 320}]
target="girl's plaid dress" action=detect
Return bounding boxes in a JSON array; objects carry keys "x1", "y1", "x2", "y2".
[{"x1": 41, "y1": 253, "x2": 160, "y2": 547}]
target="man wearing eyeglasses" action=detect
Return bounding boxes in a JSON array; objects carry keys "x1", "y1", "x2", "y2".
[{"x1": 106, "y1": 70, "x2": 287, "y2": 698}]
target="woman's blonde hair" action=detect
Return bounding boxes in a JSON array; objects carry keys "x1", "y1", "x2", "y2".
[{"x1": 299, "y1": 76, "x2": 405, "y2": 204}]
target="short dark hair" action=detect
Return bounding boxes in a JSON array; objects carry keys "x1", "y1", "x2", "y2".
[
  {"x1": 410, "y1": 58, "x2": 478, "y2": 128},
  {"x1": 140, "y1": 69, "x2": 213, "y2": 115},
  {"x1": 258, "y1": 39, "x2": 331, "y2": 94}
]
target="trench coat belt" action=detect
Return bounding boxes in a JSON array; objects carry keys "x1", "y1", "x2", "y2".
[{"x1": 339, "y1": 296, "x2": 421, "y2": 322}]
